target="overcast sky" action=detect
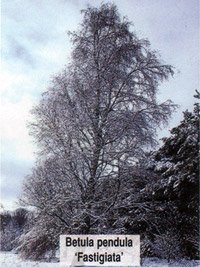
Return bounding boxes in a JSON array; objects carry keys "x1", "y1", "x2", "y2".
[{"x1": 1, "y1": 0, "x2": 199, "y2": 210}]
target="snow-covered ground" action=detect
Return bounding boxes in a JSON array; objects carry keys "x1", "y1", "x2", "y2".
[
  {"x1": 0, "y1": 252, "x2": 199, "y2": 267},
  {"x1": 0, "y1": 252, "x2": 59, "y2": 267}
]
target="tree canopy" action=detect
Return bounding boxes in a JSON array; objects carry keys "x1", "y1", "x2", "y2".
[{"x1": 20, "y1": 3, "x2": 177, "y2": 259}]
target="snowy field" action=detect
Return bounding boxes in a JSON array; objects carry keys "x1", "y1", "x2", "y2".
[
  {"x1": 0, "y1": 252, "x2": 59, "y2": 267},
  {"x1": 0, "y1": 252, "x2": 199, "y2": 267}
]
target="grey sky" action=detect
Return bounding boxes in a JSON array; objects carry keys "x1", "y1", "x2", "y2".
[{"x1": 1, "y1": 0, "x2": 199, "y2": 210}]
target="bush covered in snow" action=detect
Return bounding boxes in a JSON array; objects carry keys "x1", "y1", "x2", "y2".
[{"x1": 0, "y1": 208, "x2": 29, "y2": 251}]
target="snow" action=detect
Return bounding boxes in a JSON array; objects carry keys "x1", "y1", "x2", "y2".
[
  {"x1": 0, "y1": 253, "x2": 199, "y2": 267},
  {"x1": 0, "y1": 252, "x2": 59, "y2": 267}
]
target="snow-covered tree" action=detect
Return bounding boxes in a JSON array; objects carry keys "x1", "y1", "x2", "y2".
[
  {"x1": 20, "y1": 3, "x2": 176, "y2": 259},
  {"x1": 140, "y1": 92, "x2": 199, "y2": 259},
  {"x1": 110, "y1": 92, "x2": 199, "y2": 260}
]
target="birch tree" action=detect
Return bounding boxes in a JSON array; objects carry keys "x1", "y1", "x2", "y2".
[{"x1": 21, "y1": 3, "x2": 176, "y2": 235}]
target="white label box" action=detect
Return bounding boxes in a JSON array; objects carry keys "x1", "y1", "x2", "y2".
[{"x1": 60, "y1": 234, "x2": 140, "y2": 266}]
